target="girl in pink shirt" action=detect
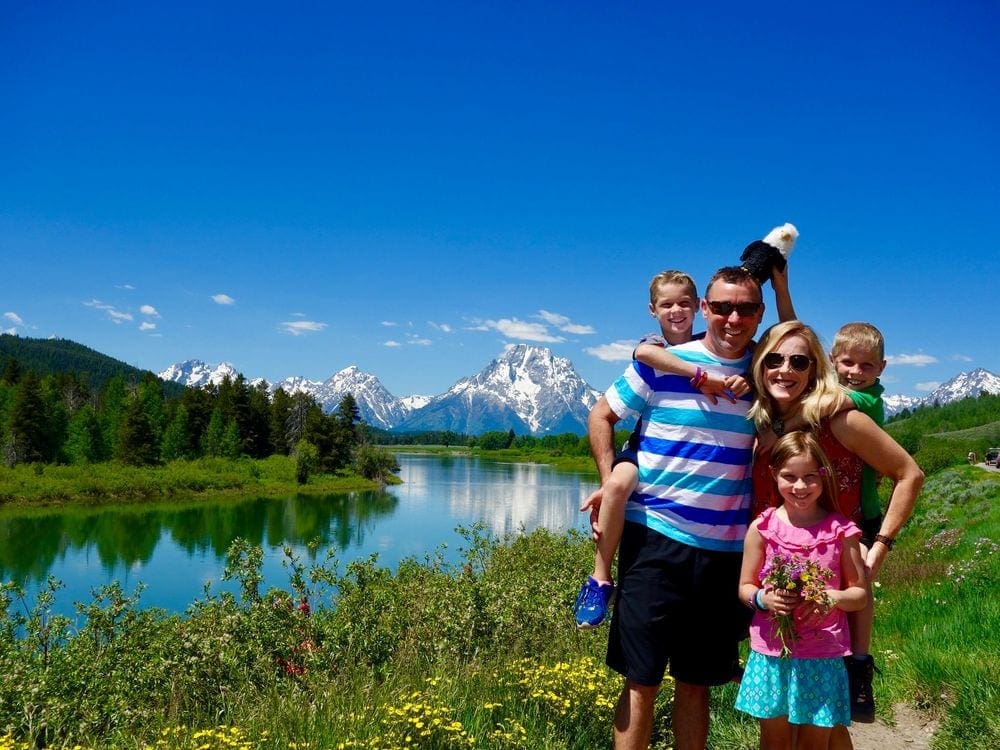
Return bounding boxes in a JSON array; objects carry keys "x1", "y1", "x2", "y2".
[{"x1": 736, "y1": 431, "x2": 868, "y2": 749}]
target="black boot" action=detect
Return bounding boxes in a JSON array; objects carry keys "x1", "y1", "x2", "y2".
[{"x1": 845, "y1": 655, "x2": 878, "y2": 723}]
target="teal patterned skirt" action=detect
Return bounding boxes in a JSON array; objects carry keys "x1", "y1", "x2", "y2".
[{"x1": 735, "y1": 650, "x2": 851, "y2": 727}]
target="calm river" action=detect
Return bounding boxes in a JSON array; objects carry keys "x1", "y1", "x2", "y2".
[{"x1": 0, "y1": 454, "x2": 597, "y2": 616}]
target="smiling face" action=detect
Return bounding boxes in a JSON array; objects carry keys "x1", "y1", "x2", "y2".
[
  {"x1": 773, "y1": 453, "x2": 824, "y2": 515},
  {"x1": 649, "y1": 281, "x2": 696, "y2": 345},
  {"x1": 700, "y1": 277, "x2": 763, "y2": 358},
  {"x1": 762, "y1": 334, "x2": 815, "y2": 412},
  {"x1": 832, "y1": 345, "x2": 886, "y2": 391}
]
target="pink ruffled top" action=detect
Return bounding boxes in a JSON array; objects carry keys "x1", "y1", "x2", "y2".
[{"x1": 749, "y1": 507, "x2": 860, "y2": 659}]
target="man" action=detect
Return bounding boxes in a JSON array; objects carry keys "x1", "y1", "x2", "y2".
[{"x1": 588, "y1": 266, "x2": 765, "y2": 750}]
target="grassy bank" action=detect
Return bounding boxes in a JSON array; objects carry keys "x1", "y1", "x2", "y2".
[
  {"x1": 0, "y1": 456, "x2": 388, "y2": 507},
  {"x1": 1, "y1": 466, "x2": 997, "y2": 749}
]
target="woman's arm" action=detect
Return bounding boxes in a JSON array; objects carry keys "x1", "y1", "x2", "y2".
[
  {"x1": 830, "y1": 535, "x2": 867, "y2": 612},
  {"x1": 831, "y1": 410, "x2": 925, "y2": 578}
]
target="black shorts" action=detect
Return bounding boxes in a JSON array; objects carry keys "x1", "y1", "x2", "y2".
[{"x1": 606, "y1": 522, "x2": 751, "y2": 687}]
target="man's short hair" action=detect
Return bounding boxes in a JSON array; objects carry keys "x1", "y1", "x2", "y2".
[{"x1": 704, "y1": 266, "x2": 762, "y2": 302}]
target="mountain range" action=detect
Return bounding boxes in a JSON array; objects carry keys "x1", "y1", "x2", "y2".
[
  {"x1": 160, "y1": 345, "x2": 601, "y2": 435},
  {"x1": 159, "y1": 347, "x2": 1000, "y2": 435}
]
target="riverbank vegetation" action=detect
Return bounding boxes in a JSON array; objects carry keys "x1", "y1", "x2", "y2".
[
  {"x1": 1, "y1": 465, "x2": 997, "y2": 749},
  {"x1": 0, "y1": 356, "x2": 401, "y2": 504}
]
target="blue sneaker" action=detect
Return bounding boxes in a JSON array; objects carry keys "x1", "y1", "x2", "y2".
[{"x1": 574, "y1": 576, "x2": 615, "y2": 629}]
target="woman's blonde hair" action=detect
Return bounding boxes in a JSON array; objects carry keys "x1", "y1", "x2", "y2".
[
  {"x1": 748, "y1": 320, "x2": 847, "y2": 432},
  {"x1": 768, "y1": 430, "x2": 839, "y2": 514}
]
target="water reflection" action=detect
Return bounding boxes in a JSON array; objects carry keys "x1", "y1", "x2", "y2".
[
  {"x1": 0, "y1": 454, "x2": 595, "y2": 613},
  {"x1": 0, "y1": 491, "x2": 399, "y2": 584}
]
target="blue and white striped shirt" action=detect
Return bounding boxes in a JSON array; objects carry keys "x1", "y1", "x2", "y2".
[{"x1": 604, "y1": 339, "x2": 755, "y2": 552}]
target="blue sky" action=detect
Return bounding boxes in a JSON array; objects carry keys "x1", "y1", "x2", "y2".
[{"x1": 2, "y1": 2, "x2": 998, "y2": 399}]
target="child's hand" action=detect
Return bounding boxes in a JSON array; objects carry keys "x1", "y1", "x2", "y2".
[
  {"x1": 763, "y1": 587, "x2": 800, "y2": 616},
  {"x1": 794, "y1": 593, "x2": 834, "y2": 626},
  {"x1": 580, "y1": 487, "x2": 604, "y2": 541},
  {"x1": 696, "y1": 371, "x2": 738, "y2": 404},
  {"x1": 725, "y1": 374, "x2": 751, "y2": 399}
]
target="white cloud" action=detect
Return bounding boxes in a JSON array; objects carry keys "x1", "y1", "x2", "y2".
[
  {"x1": 139, "y1": 321, "x2": 156, "y2": 331},
  {"x1": 383, "y1": 340, "x2": 402, "y2": 347},
  {"x1": 429, "y1": 321, "x2": 453, "y2": 333},
  {"x1": 537, "y1": 310, "x2": 596, "y2": 335},
  {"x1": 212, "y1": 294, "x2": 236, "y2": 306},
  {"x1": 116, "y1": 283, "x2": 136, "y2": 290},
  {"x1": 885, "y1": 353, "x2": 938, "y2": 367},
  {"x1": 473, "y1": 317, "x2": 564, "y2": 343},
  {"x1": 916, "y1": 381, "x2": 941, "y2": 392},
  {"x1": 1, "y1": 327, "x2": 16, "y2": 335},
  {"x1": 407, "y1": 336, "x2": 432, "y2": 346},
  {"x1": 84, "y1": 299, "x2": 133, "y2": 324},
  {"x1": 950, "y1": 354, "x2": 973, "y2": 362},
  {"x1": 381, "y1": 320, "x2": 398, "y2": 327},
  {"x1": 3, "y1": 312, "x2": 23, "y2": 325},
  {"x1": 279, "y1": 320, "x2": 327, "y2": 336},
  {"x1": 139, "y1": 304, "x2": 160, "y2": 317},
  {"x1": 585, "y1": 340, "x2": 636, "y2": 362}
]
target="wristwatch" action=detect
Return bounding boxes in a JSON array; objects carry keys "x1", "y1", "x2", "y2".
[{"x1": 874, "y1": 534, "x2": 895, "y2": 550}]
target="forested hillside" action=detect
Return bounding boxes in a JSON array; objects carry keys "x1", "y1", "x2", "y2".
[
  {"x1": 886, "y1": 391, "x2": 1000, "y2": 473},
  {"x1": 0, "y1": 351, "x2": 366, "y2": 474},
  {"x1": 0, "y1": 334, "x2": 185, "y2": 398}
]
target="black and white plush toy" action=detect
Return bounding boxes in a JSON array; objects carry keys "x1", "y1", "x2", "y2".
[{"x1": 740, "y1": 223, "x2": 798, "y2": 285}]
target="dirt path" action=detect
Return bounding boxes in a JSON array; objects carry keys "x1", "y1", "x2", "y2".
[{"x1": 848, "y1": 704, "x2": 939, "y2": 750}]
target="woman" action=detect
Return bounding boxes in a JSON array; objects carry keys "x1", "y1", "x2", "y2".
[{"x1": 747, "y1": 320, "x2": 924, "y2": 748}]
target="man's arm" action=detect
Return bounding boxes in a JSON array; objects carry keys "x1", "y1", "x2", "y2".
[{"x1": 587, "y1": 395, "x2": 620, "y2": 483}]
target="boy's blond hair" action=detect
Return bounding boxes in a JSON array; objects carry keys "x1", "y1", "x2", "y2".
[
  {"x1": 648, "y1": 270, "x2": 698, "y2": 304},
  {"x1": 831, "y1": 322, "x2": 885, "y2": 361}
]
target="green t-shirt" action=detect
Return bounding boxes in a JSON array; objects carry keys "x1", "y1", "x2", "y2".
[{"x1": 847, "y1": 381, "x2": 885, "y2": 520}]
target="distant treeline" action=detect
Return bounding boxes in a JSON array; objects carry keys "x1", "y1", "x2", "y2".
[
  {"x1": 368, "y1": 425, "x2": 606, "y2": 456},
  {"x1": 0, "y1": 355, "x2": 365, "y2": 472}
]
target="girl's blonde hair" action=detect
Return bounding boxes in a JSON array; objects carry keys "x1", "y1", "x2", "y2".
[
  {"x1": 748, "y1": 320, "x2": 848, "y2": 432},
  {"x1": 768, "y1": 430, "x2": 839, "y2": 514}
]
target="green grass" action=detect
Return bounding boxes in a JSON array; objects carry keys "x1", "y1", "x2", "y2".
[
  {"x1": 0, "y1": 466, "x2": 997, "y2": 749},
  {"x1": 0, "y1": 456, "x2": 386, "y2": 507}
]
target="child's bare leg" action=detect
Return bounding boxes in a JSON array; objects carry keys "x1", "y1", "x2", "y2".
[
  {"x1": 796, "y1": 724, "x2": 833, "y2": 750},
  {"x1": 829, "y1": 725, "x2": 854, "y2": 749},
  {"x1": 591, "y1": 462, "x2": 638, "y2": 582},
  {"x1": 758, "y1": 716, "x2": 792, "y2": 750}
]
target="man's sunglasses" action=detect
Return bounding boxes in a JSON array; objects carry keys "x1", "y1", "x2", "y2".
[
  {"x1": 762, "y1": 352, "x2": 813, "y2": 372},
  {"x1": 706, "y1": 301, "x2": 761, "y2": 317}
]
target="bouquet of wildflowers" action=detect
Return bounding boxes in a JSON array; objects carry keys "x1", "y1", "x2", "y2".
[{"x1": 760, "y1": 552, "x2": 834, "y2": 657}]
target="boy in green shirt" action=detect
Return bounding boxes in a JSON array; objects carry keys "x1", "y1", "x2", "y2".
[{"x1": 830, "y1": 321, "x2": 887, "y2": 545}]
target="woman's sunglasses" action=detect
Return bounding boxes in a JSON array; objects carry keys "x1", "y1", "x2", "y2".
[{"x1": 762, "y1": 352, "x2": 813, "y2": 372}]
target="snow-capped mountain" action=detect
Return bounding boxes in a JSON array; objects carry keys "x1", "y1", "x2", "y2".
[
  {"x1": 395, "y1": 344, "x2": 601, "y2": 435},
  {"x1": 159, "y1": 346, "x2": 600, "y2": 435},
  {"x1": 883, "y1": 367, "x2": 1000, "y2": 416},
  {"x1": 159, "y1": 360, "x2": 243, "y2": 389}
]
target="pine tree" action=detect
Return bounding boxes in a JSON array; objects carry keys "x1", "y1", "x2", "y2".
[
  {"x1": 161, "y1": 404, "x2": 195, "y2": 462},
  {"x1": 65, "y1": 404, "x2": 105, "y2": 464},
  {"x1": 201, "y1": 408, "x2": 226, "y2": 458},
  {"x1": 116, "y1": 396, "x2": 159, "y2": 466},
  {"x1": 7, "y1": 372, "x2": 49, "y2": 463}
]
